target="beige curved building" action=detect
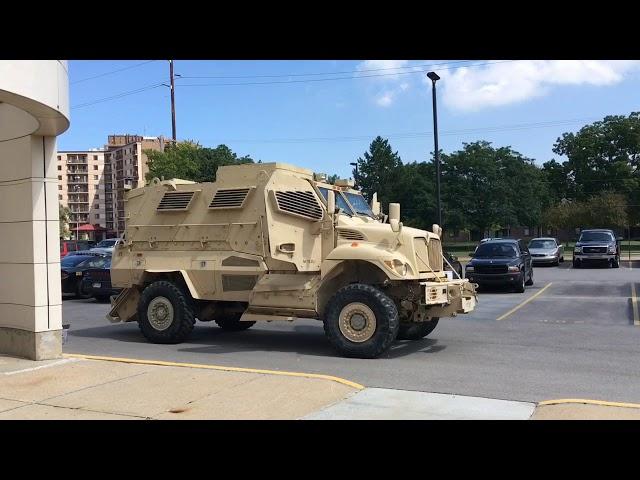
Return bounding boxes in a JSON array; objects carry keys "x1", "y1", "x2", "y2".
[{"x1": 0, "y1": 60, "x2": 70, "y2": 359}]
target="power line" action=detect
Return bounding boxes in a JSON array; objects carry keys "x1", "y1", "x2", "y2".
[
  {"x1": 176, "y1": 60, "x2": 515, "y2": 87},
  {"x1": 71, "y1": 60, "x2": 157, "y2": 85},
  {"x1": 214, "y1": 117, "x2": 604, "y2": 144},
  {"x1": 71, "y1": 82, "x2": 165, "y2": 109},
  {"x1": 176, "y1": 60, "x2": 475, "y2": 80}
]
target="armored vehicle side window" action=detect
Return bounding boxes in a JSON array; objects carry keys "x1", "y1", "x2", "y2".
[{"x1": 317, "y1": 187, "x2": 353, "y2": 215}]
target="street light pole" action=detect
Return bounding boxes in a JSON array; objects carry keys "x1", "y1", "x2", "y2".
[
  {"x1": 169, "y1": 60, "x2": 177, "y2": 142},
  {"x1": 427, "y1": 71, "x2": 442, "y2": 227}
]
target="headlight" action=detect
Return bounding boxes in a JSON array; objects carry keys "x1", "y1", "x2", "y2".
[
  {"x1": 574, "y1": 247, "x2": 581, "y2": 253},
  {"x1": 383, "y1": 259, "x2": 408, "y2": 276},
  {"x1": 507, "y1": 265, "x2": 520, "y2": 272},
  {"x1": 608, "y1": 245, "x2": 616, "y2": 254}
]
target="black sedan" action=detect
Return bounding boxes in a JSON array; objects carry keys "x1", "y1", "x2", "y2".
[
  {"x1": 81, "y1": 256, "x2": 121, "y2": 302},
  {"x1": 464, "y1": 239, "x2": 534, "y2": 293},
  {"x1": 61, "y1": 253, "x2": 110, "y2": 298}
]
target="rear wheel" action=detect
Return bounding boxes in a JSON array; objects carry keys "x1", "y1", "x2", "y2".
[
  {"x1": 137, "y1": 281, "x2": 195, "y2": 344},
  {"x1": 323, "y1": 283, "x2": 399, "y2": 359},
  {"x1": 397, "y1": 318, "x2": 439, "y2": 340},
  {"x1": 215, "y1": 313, "x2": 255, "y2": 331}
]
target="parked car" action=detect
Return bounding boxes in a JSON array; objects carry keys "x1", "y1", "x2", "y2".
[
  {"x1": 465, "y1": 238, "x2": 533, "y2": 293},
  {"x1": 573, "y1": 229, "x2": 621, "y2": 268},
  {"x1": 90, "y1": 237, "x2": 122, "y2": 255},
  {"x1": 60, "y1": 239, "x2": 96, "y2": 258},
  {"x1": 528, "y1": 237, "x2": 564, "y2": 266},
  {"x1": 61, "y1": 253, "x2": 110, "y2": 298},
  {"x1": 81, "y1": 256, "x2": 121, "y2": 302},
  {"x1": 443, "y1": 251, "x2": 463, "y2": 278}
]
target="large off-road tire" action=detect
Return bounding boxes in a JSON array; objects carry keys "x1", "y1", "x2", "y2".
[
  {"x1": 397, "y1": 318, "x2": 439, "y2": 340},
  {"x1": 215, "y1": 313, "x2": 255, "y2": 332},
  {"x1": 514, "y1": 272, "x2": 526, "y2": 293},
  {"x1": 323, "y1": 283, "x2": 399, "y2": 359},
  {"x1": 137, "y1": 281, "x2": 195, "y2": 344}
]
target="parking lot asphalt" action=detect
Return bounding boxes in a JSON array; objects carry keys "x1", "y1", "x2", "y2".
[{"x1": 62, "y1": 260, "x2": 640, "y2": 404}]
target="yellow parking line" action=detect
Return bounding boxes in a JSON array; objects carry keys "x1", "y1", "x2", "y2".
[
  {"x1": 62, "y1": 353, "x2": 365, "y2": 390},
  {"x1": 539, "y1": 398, "x2": 640, "y2": 409},
  {"x1": 496, "y1": 282, "x2": 553, "y2": 321},
  {"x1": 632, "y1": 283, "x2": 639, "y2": 326}
]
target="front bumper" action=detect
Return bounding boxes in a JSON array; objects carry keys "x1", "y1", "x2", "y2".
[
  {"x1": 575, "y1": 253, "x2": 616, "y2": 261},
  {"x1": 532, "y1": 255, "x2": 558, "y2": 264},
  {"x1": 420, "y1": 279, "x2": 477, "y2": 315},
  {"x1": 465, "y1": 272, "x2": 521, "y2": 284}
]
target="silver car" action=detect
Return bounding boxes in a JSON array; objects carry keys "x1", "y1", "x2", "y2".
[{"x1": 528, "y1": 237, "x2": 564, "y2": 266}]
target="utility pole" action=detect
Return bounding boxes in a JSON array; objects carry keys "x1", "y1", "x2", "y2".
[
  {"x1": 169, "y1": 60, "x2": 177, "y2": 142},
  {"x1": 427, "y1": 71, "x2": 442, "y2": 226}
]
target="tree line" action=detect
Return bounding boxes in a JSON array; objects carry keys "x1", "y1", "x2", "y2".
[{"x1": 145, "y1": 112, "x2": 640, "y2": 235}]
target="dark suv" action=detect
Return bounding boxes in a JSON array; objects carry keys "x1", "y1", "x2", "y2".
[
  {"x1": 465, "y1": 239, "x2": 533, "y2": 293},
  {"x1": 573, "y1": 229, "x2": 621, "y2": 268}
]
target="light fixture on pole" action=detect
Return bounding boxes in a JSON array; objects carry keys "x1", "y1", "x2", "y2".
[
  {"x1": 350, "y1": 162, "x2": 358, "y2": 187},
  {"x1": 427, "y1": 71, "x2": 442, "y2": 227}
]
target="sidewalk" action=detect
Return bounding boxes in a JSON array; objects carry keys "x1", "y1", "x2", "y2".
[{"x1": 2, "y1": 354, "x2": 640, "y2": 419}]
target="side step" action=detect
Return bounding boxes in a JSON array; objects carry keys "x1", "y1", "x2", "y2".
[{"x1": 106, "y1": 288, "x2": 141, "y2": 323}]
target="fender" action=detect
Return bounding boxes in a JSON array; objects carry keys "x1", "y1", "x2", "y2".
[
  {"x1": 323, "y1": 243, "x2": 415, "y2": 280},
  {"x1": 143, "y1": 269, "x2": 200, "y2": 299}
]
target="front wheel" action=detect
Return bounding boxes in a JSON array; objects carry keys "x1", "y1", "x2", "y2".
[
  {"x1": 397, "y1": 318, "x2": 439, "y2": 340},
  {"x1": 137, "y1": 281, "x2": 196, "y2": 344},
  {"x1": 323, "y1": 283, "x2": 399, "y2": 359},
  {"x1": 612, "y1": 256, "x2": 620, "y2": 268},
  {"x1": 514, "y1": 273, "x2": 526, "y2": 293},
  {"x1": 525, "y1": 270, "x2": 534, "y2": 286},
  {"x1": 75, "y1": 281, "x2": 92, "y2": 299}
]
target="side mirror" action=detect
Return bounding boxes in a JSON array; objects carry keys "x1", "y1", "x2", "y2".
[
  {"x1": 389, "y1": 203, "x2": 402, "y2": 233},
  {"x1": 371, "y1": 192, "x2": 381, "y2": 216},
  {"x1": 327, "y1": 190, "x2": 336, "y2": 217},
  {"x1": 617, "y1": 236, "x2": 624, "y2": 242}
]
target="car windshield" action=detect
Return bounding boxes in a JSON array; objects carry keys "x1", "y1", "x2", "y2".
[
  {"x1": 474, "y1": 243, "x2": 518, "y2": 258},
  {"x1": 61, "y1": 255, "x2": 94, "y2": 267},
  {"x1": 95, "y1": 239, "x2": 118, "y2": 248},
  {"x1": 529, "y1": 239, "x2": 556, "y2": 249},
  {"x1": 579, "y1": 231, "x2": 614, "y2": 243},
  {"x1": 79, "y1": 256, "x2": 110, "y2": 269},
  {"x1": 344, "y1": 192, "x2": 375, "y2": 218},
  {"x1": 317, "y1": 187, "x2": 353, "y2": 216}
]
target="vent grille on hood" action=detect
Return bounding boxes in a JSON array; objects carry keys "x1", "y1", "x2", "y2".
[
  {"x1": 338, "y1": 229, "x2": 366, "y2": 241},
  {"x1": 274, "y1": 191, "x2": 323, "y2": 221},
  {"x1": 209, "y1": 188, "x2": 251, "y2": 209},
  {"x1": 157, "y1": 191, "x2": 196, "y2": 211}
]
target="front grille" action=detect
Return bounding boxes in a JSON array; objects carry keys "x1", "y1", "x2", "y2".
[
  {"x1": 583, "y1": 246, "x2": 607, "y2": 254},
  {"x1": 474, "y1": 264, "x2": 508, "y2": 274},
  {"x1": 531, "y1": 254, "x2": 546, "y2": 257},
  {"x1": 413, "y1": 237, "x2": 443, "y2": 272}
]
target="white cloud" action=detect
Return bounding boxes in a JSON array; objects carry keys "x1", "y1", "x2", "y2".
[
  {"x1": 376, "y1": 91, "x2": 394, "y2": 107},
  {"x1": 440, "y1": 60, "x2": 640, "y2": 112},
  {"x1": 357, "y1": 60, "x2": 409, "y2": 80}
]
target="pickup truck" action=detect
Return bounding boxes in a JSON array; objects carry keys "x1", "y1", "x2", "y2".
[{"x1": 573, "y1": 229, "x2": 621, "y2": 268}]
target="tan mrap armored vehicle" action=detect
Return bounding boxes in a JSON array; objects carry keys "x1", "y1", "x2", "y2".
[{"x1": 108, "y1": 162, "x2": 477, "y2": 358}]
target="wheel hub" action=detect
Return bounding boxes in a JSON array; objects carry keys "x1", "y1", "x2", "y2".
[
  {"x1": 338, "y1": 303, "x2": 376, "y2": 343},
  {"x1": 147, "y1": 296, "x2": 174, "y2": 331}
]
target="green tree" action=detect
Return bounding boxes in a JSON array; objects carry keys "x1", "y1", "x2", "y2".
[
  {"x1": 59, "y1": 204, "x2": 71, "y2": 239},
  {"x1": 353, "y1": 136, "x2": 403, "y2": 208},
  {"x1": 552, "y1": 112, "x2": 640, "y2": 223},
  {"x1": 145, "y1": 141, "x2": 254, "y2": 183}
]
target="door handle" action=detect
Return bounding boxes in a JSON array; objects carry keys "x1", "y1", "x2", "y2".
[{"x1": 277, "y1": 243, "x2": 295, "y2": 255}]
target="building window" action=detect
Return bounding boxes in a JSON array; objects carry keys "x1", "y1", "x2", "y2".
[
  {"x1": 58, "y1": 175, "x2": 62, "y2": 180},
  {"x1": 58, "y1": 194, "x2": 62, "y2": 200},
  {"x1": 95, "y1": 214, "x2": 100, "y2": 219},
  {"x1": 95, "y1": 194, "x2": 99, "y2": 199},
  {"x1": 58, "y1": 185, "x2": 62, "y2": 190},
  {"x1": 93, "y1": 155, "x2": 98, "y2": 160},
  {"x1": 94, "y1": 204, "x2": 99, "y2": 209},
  {"x1": 94, "y1": 165, "x2": 98, "y2": 170},
  {"x1": 94, "y1": 175, "x2": 99, "y2": 180},
  {"x1": 57, "y1": 155, "x2": 61, "y2": 161},
  {"x1": 58, "y1": 165, "x2": 62, "y2": 170}
]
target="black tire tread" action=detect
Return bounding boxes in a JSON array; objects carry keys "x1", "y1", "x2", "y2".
[
  {"x1": 323, "y1": 283, "x2": 399, "y2": 359},
  {"x1": 397, "y1": 318, "x2": 439, "y2": 340},
  {"x1": 137, "y1": 280, "x2": 195, "y2": 344}
]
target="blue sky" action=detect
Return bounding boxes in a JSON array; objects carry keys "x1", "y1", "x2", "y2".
[{"x1": 61, "y1": 60, "x2": 640, "y2": 178}]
